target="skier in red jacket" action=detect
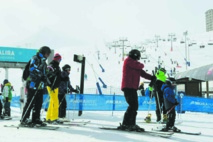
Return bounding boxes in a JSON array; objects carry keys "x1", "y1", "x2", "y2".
[{"x1": 118, "y1": 49, "x2": 156, "y2": 132}]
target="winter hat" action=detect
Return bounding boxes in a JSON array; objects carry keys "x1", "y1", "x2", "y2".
[
  {"x1": 53, "y1": 53, "x2": 62, "y2": 62},
  {"x1": 166, "y1": 77, "x2": 176, "y2": 86},
  {"x1": 62, "y1": 64, "x2": 71, "y2": 71},
  {"x1": 3, "y1": 79, "x2": 9, "y2": 85}
]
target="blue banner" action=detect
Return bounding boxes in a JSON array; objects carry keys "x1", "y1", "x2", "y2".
[
  {"x1": 10, "y1": 94, "x2": 213, "y2": 113},
  {"x1": 0, "y1": 46, "x2": 37, "y2": 62}
]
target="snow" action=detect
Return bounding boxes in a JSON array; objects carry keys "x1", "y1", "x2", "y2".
[{"x1": 1, "y1": 107, "x2": 213, "y2": 142}]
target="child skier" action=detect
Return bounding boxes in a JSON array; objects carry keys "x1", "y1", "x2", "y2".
[
  {"x1": 2, "y1": 79, "x2": 13, "y2": 118},
  {"x1": 161, "y1": 78, "x2": 180, "y2": 132},
  {"x1": 46, "y1": 53, "x2": 62, "y2": 124},
  {"x1": 58, "y1": 64, "x2": 79, "y2": 121}
]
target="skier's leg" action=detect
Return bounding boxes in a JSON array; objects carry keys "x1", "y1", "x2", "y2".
[
  {"x1": 58, "y1": 94, "x2": 63, "y2": 118},
  {"x1": 32, "y1": 89, "x2": 43, "y2": 122},
  {"x1": 51, "y1": 88, "x2": 59, "y2": 121},
  {"x1": 122, "y1": 89, "x2": 138, "y2": 126},
  {"x1": 62, "y1": 95, "x2": 67, "y2": 118},
  {"x1": 46, "y1": 86, "x2": 53, "y2": 121},
  {"x1": 155, "y1": 94, "x2": 161, "y2": 122},
  {"x1": 21, "y1": 88, "x2": 35, "y2": 122}
]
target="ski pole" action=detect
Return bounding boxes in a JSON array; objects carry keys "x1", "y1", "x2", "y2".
[
  {"x1": 166, "y1": 105, "x2": 176, "y2": 115},
  {"x1": 18, "y1": 82, "x2": 42, "y2": 129}
]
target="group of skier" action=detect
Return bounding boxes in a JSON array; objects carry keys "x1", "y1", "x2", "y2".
[
  {"x1": 20, "y1": 46, "x2": 79, "y2": 127},
  {"x1": 1, "y1": 46, "x2": 180, "y2": 133},
  {"x1": 119, "y1": 49, "x2": 180, "y2": 132}
]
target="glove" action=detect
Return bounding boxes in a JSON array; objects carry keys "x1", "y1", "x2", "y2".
[
  {"x1": 20, "y1": 99, "x2": 24, "y2": 103},
  {"x1": 149, "y1": 75, "x2": 156, "y2": 87},
  {"x1": 151, "y1": 75, "x2": 156, "y2": 82},
  {"x1": 174, "y1": 101, "x2": 179, "y2": 106},
  {"x1": 74, "y1": 89, "x2": 80, "y2": 94},
  {"x1": 149, "y1": 86, "x2": 153, "y2": 91},
  {"x1": 6, "y1": 97, "x2": 9, "y2": 102}
]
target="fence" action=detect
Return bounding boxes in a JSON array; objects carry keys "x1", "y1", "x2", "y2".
[{"x1": 11, "y1": 93, "x2": 213, "y2": 113}]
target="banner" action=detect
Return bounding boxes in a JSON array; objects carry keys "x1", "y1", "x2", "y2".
[{"x1": 11, "y1": 94, "x2": 213, "y2": 113}]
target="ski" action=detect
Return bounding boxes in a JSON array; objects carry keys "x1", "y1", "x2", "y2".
[
  {"x1": 99, "y1": 127, "x2": 173, "y2": 138},
  {"x1": 1, "y1": 117, "x2": 12, "y2": 120},
  {"x1": 48, "y1": 121, "x2": 90, "y2": 127},
  {"x1": 152, "y1": 128, "x2": 201, "y2": 135},
  {"x1": 139, "y1": 121, "x2": 182, "y2": 125},
  {"x1": 4, "y1": 124, "x2": 59, "y2": 130}
]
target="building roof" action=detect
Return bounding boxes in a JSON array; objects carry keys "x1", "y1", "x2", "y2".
[{"x1": 175, "y1": 63, "x2": 213, "y2": 81}]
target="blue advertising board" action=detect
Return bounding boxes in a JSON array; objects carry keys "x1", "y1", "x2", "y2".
[
  {"x1": 0, "y1": 46, "x2": 38, "y2": 63},
  {"x1": 11, "y1": 94, "x2": 213, "y2": 113}
]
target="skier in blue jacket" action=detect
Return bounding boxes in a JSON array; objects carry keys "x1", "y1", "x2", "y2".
[{"x1": 161, "y1": 78, "x2": 180, "y2": 132}]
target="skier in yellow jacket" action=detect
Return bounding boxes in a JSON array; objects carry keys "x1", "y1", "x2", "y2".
[{"x1": 46, "y1": 53, "x2": 62, "y2": 124}]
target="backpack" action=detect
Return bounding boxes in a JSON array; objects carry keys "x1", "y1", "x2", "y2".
[{"x1": 22, "y1": 60, "x2": 31, "y2": 81}]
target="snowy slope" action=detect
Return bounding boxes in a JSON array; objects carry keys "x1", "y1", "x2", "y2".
[
  {"x1": 1, "y1": 32, "x2": 213, "y2": 94},
  {"x1": 1, "y1": 107, "x2": 213, "y2": 142}
]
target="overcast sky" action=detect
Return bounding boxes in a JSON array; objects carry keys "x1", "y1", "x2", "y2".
[{"x1": 0, "y1": 0, "x2": 213, "y2": 50}]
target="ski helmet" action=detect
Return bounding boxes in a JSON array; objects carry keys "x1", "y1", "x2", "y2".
[
  {"x1": 62, "y1": 64, "x2": 71, "y2": 71},
  {"x1": 39, "y1": 46, "x2": 51, "y2": 55},
  {"x1": 128, "y1": 49, "x2": 141, "y2": 60},
  {"x1": 3, "y1": 79, "x2": 9, "y2": 85},
  {"x1": 159, "y1": 68, "x2": 166, "y2": 74}
]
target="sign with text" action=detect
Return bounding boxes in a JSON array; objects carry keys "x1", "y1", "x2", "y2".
[{"x1": 0, "y1": 46, "x2": 37, "y2": 63}]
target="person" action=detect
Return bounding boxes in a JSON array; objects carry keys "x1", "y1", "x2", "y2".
[
  {"x1": 2, "y1": 79, "x2": 13, "y2": 118},
  {"x1": 138, "y1": 82, "x2": 145, "y2": 96},
  {"x1": 58, "y1": 64, "x2": 79, "y2": 121},
  {"x1": 153, "y1": 68, "x2": 167, "y2": 123},
  {"x1": 161, "y1": 78, "x2": 180, "y2": 132},
  {"x1": 118, "y1": 49, "x2": 156, "y2": 131},
  {"x1": 21, "y1": 46, "x2": 51, "y2": 126},
  {"x1": 46, "y1": 53, "x2": 62, "y2": 124}
]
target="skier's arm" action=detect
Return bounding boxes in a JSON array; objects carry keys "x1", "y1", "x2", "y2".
[
  {"x1": 140, "y1": 70, "x2": 152, "y2": 80},
  {"x1": 29, "y1": 56, "x2": 42, "y2": 78},
  {"x1": 164, "y1": 89, "x2": 176, "y2": 104},
  {"x1": 68, "y1": 81, "x2": 75, "y2": 92}
]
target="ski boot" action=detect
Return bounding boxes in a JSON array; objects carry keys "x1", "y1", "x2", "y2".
[
  {"x1": 162, "y1": 114, "x2": 167, "y2": 124},
  {"x1": 33, "y1": 119, "x2": 47, "y2": 126},
  {"x1": 161, "y1": 126, "x2": 169, "y2": 132},
  {"x1": 117, "y1": 124, "x2": 128, "y2": 130},
  {"x1": 144, "y1": 113, "x2": 152, "y2": 123},
  {"x1": 171, "y1": 126, "x2": 181, "y2": 132},
  {"x1": 20, "y1": 118, "x2": 33, "y2": 127},
  {"x1": 128, "y1": 124, "x2": 145, "y2": 132}
]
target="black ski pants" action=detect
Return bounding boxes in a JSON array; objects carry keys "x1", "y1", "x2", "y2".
[
  {"x1": 4, "y1": 102, "x2": 11, "y2": 116},
  {"x1": 122, "y1": 88, "x2": 138, "y2": 126},
  {"x1": 166, "y1": 107, "x2": 176, "y2": 128},
  {"x1": 21, "y1": 87, "x2": 43, "y2": 122},
  {"x1": 155, "y1": 90, "x2": 166, "y2": 121},
  {"x1": 58, "y1": 94, "x2": 67, "y2": 118}
]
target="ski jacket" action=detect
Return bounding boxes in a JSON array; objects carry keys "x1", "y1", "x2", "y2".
[
  {"x1": 154, "y1": 80, "x2": 164, "y2": 98},
  {"x1": 59, "y1": 71, "x2": 75, "y2": 95},
  {"x1": 29, "y1": 52, "x2": 47, "y2": 89},
  {"x1": 161, "y1": 84, "x2": 176, "y2": 110},
  {"x1": 46, "y1": 60, "x2": 61, "y2": 90},
  {"x1": 121, "y1": 57, "x2": 152, "y2": 90},
  {"x1": 2, "y1": 82, "x2": 12, "y2": 102}
]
